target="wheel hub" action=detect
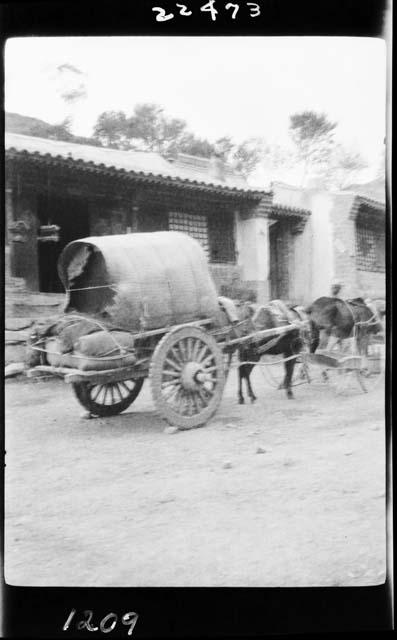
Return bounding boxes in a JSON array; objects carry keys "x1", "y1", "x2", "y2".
[{"x1": 181, "y1": 362, "x2": 210, "y2": 390}]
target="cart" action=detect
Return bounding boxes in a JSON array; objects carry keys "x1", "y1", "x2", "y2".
[
  {"x1": 299, "y1": 329, "x2": 385, "y2": 395},
  {"x1": 27, "y1": 231, "x2": 299, "y2": 429}
]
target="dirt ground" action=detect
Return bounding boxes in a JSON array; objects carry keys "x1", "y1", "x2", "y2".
[{"x1": 4, "y1": 363, "x2": 386, "y2": 587}]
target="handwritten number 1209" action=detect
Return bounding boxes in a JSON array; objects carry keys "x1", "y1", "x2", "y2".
[
  {"x1": 63, "y1": 609, "x2": 139, "y2": 635},
  {"x1": 152, "y1": 2, "x2": 261, "y2": 21}
]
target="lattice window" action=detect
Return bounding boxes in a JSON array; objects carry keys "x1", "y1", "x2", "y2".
[
  {"x1": 168, "y1": 212, "x2": 209, "y2": 256},
  {"x1": 355, "y1": 220, "x2": 385, "y2": 272},
  {"x1": 208, "y1": 210, "x2": 236, "y2": 263}
]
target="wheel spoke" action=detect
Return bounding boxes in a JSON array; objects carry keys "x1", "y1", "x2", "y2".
[
  {"x1": 183, "y1": 392, "x2": 192, "y2": 415},
  {"x1": 188, "y1": 392, "x2": 196, "y2": 413},
  {"x1": 202, "y1": 365, "x2": 219, "y2": 374},
  {"x1": 165, "y1": 355, "x2": 182, "y2": 371},
  {"x1": 120, "y1": 381, "x2": 132, "y2": 396},
  {"x1": 191, "y1": 392, "x2": 202, "y2": 414},
  {"x1": 200, "y1": 353, "x2": 215, "y2": 368},
  {"x1": 161, "y1": 378, "x2": 180, "y2": 390},
  {"x1": 110, "y1": 384, "x2": 116, "y2": 404},
  {"x1": 190, "y1": 338, "x2": 200, "y2": 361},
  {"x1": 115, "y1": 383, "x2": 123, "y2": 402},
  {"x1": 162, "y1": 368, "x2": 181, "y2": 378},
  {"x1": 196, "y1": 343, "x2": 209, "y2": 363},
  {"x1": 197, "y1": 387, "x2": 211, "y2": 405},
  {"x1": 186, "y1": 337, "x2": 194, "y2": 360},
  {"x1": 102, "y1": 386, "x2": 109, "y2": 405},
  {"x1": 163, "y1": 382, "x2": 180, "y2": 401},
  {"x1": 178, "y1": 340, "x2": 188, "y2": 362},
  {"x1": 173, "y1": 388, "x2": 185, "y2": 413},
  {"x1": 91, "y1": 385, "x2": 102, "y2": 402}
]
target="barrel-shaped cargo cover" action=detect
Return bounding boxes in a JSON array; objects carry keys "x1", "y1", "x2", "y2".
[{"x1": 58, "y1": 231, "x2": 220, "y2": 332}]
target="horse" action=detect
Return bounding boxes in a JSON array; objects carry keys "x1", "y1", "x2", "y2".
[
  {"x1": 305, "y1": 296, "x2": 383, "y2": 359},
  {"x1": 235, "y1": 302, "x2": 304, "y2": 403}
]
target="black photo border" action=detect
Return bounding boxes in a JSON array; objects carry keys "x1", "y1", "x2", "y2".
[{"x1": 1, "y1": 0, "x2": 393, "y2": 637}]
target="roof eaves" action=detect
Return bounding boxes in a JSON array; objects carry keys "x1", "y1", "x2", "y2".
[
  {"x1": 349, "y1": 194, "x2": 385, "y2": 219},
  {"x1": 6, "y1": 146, "x2": 266, "y2": 199},
  {"x1": 271, "y1": 202, "x2": 311, "y2": 219}
]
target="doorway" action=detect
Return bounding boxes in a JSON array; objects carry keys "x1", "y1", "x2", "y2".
[
  {"x1": 269, "y1": 220, "x2": 291, "y2": 300},
  {"x1": 37, "y1": 194, "x2": 90, "y2": 292}
]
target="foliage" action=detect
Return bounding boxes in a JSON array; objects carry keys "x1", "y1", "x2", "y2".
[
  {"x1": 289, "y1": 111, "x2": 337, "y2": 185},
  {"x1": 176, "y1": 133, "x2": 215, "y2": 158},
  {"x1": 92, "y1": 104, "x2": 263, "y2": 176},
  {"x1": 93, "y1": 111, "x2": 129, "y2": 148},
  {"x1": 232, "y1": 138, "x2": 266, "y2": 177},
  {"x1": 326, "y1": 145, "x2": 368, "y2": 189},
  {"x1": 125, "y1": 103, "x2": 187, "y2": 154}
]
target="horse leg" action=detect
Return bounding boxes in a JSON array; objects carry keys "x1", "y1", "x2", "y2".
[
  {"x1": 283, "y1": 355, "x2": 296, "y2": 399},
  {"x1": 245, "y1": 365, "x2": 257, "y2": 403},
  {"x1": 309, "y1": 321, "x2": 320, "y2": 354},
  {"x1": 238, "y1": 365, "x2": 245, "y2": 404}
]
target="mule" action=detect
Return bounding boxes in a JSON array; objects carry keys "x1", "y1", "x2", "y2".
[
  {"x1": 306, "y1": 296, "x2": 383, "y2": 358},
  {"x1": 236, "y1": 303, "x2": 304, "y2": 403}
]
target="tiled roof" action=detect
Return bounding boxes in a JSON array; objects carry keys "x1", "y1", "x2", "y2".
[
  {"x1": 271, "y1": 202, "x2": 311, "y2": 219},
  {"x1": 5, "y1": 132, "x2": 265, "y2": 197},
  {"x1": 349, "y1": 194, "x2": 385, "y2": 220}
]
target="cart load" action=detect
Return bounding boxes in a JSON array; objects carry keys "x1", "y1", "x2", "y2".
[
  {"x1": 57, "y1": 231, "x2": 220, "y2": 333},
  {"x1": 27, "y1": 231, "x2": 310, "y2": 429}
]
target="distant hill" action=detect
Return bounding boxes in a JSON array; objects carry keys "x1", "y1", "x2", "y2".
[
  {"x1": 5, "y1": 112, "x2": 100, "y2": 146},
  {"x1": 5, "y1": 112, "x2": 58, "y2": 136}
]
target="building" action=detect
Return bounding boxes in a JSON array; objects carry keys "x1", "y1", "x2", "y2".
[
  {"x1": 272, "y1": 180, "x2": 386, "y2": 301},
  {"x1": 5, "y1": 132, "x2": 311, "y2": 304}
]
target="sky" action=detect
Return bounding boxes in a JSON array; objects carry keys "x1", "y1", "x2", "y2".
[{"x1": 5, "y1": 36, "x2": 387, "y2": 187}]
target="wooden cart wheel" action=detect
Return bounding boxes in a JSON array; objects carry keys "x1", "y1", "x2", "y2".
[
  {"x1": 73, "y1": 378, "x2": 144, "y2": 417},
  {"x1": 357, "y1": 330, "x2": 385, "y2": 393},
  {"x1": 150, "y1": 326, "x2": 225, "y2": 429}
]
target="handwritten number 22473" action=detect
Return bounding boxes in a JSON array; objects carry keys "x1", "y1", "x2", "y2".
[{"x1": 152, "y1": 1, "x2": 261, "y2": 21}]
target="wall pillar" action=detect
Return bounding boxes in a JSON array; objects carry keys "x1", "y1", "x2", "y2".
[
  {"x1": 236, "y1": 213, "x2": 270, "y2": 304},
  {"x1": 12, "y1": 174, "x2": 40, "y2": 291}
]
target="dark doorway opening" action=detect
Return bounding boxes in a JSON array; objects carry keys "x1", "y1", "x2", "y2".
[
  {"x1": 269, "y1": 220, "x2": 291, "y2": 300},
  {"x1": 37, "y1": 194, "x2": 90, "y2": 292}
]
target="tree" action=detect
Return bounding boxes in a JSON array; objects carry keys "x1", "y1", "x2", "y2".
[
  {"x1": 49, "y1": 118, "x2": 74, "y2": 142},
  {"x1": 93, "y1": 111, "x2": 129, "y2": 148},
  {"x1": 90, "y1": 103, "x2": 263, "y2": 178},
  {"x1": 126, "y1": 103, "x2": 187, "y2": 154},
  {"x1": 213, "y1": 136, "x2": 235, "y2": 160},
  {"x1": 327, "y1": 145, "x2": 368, "y2": 189},
  {"x1": 289, "y1": 111, "x2": 337, "y2": 186},
  {"x1": 232, "y1": 138, "x2": 265, "y2": 177},
  {"x1": 177, "y1": 132, "x2": 215, "y2": 158}
]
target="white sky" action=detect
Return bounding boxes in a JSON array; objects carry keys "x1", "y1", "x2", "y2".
[{"x1": 5, "y1": 36, "x2": 386, "y2": 186}]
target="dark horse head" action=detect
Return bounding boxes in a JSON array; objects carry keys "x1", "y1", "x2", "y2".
[{"x1": 306, "y1": 296, "x2": 383, "y2": 354}]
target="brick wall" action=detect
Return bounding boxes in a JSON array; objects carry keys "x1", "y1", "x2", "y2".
[
  {"x1": 330, "y1": 194, "x2": 385, "y2": 299},
  {"x1": 356, "y1": 270, "x2": 385, "y2": 299},
  {"x1": 209, "y1": 263, "x2": 243, "y2": 295},
  {"x1": 329, "y1": 194, "x2": 358, "y2": 297}
]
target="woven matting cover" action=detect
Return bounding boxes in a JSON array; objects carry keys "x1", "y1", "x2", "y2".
[{"x1": 58, "y1": 231, "x2": 219, "y2": 332}]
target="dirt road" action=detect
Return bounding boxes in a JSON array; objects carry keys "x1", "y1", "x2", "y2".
[{"x1": 5, "y1": 366, "x2": 386, "y2": 587}]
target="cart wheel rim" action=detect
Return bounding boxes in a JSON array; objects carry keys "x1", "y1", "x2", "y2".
[
  {"x1": 73, "y1": 378, "x2": 144, "y2": 416},
  {"x1": 150, "y1": 326, "x2": 225, "y2": 429}
]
